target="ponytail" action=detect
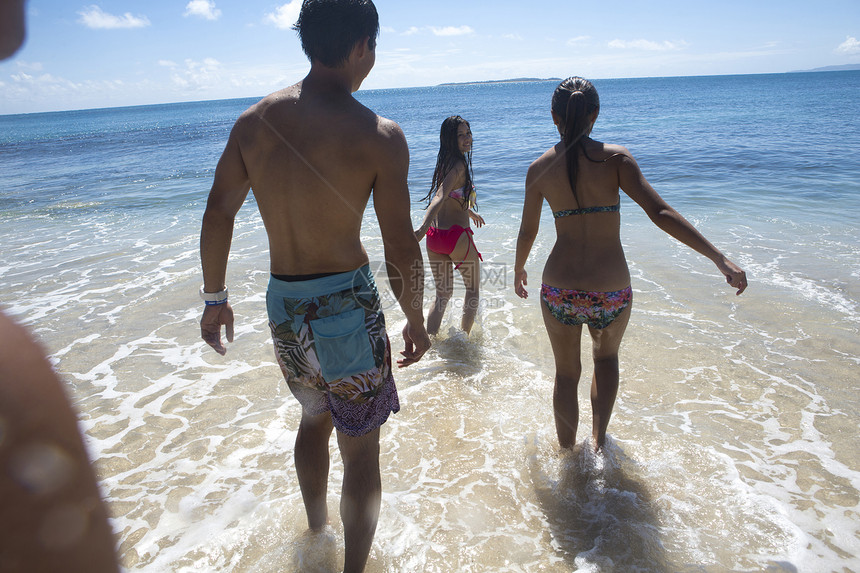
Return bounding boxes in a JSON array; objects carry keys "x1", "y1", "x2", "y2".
[
  {"x1": 563, "y1": 91, "x2": 589, "y2": 206},
  {"x1": 552, "y1": 77, "x2": 601, "y2": 207}
]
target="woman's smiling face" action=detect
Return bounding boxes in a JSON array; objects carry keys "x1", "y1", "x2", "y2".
[{"x1": 457, "y1": 123, "x2": 472, "y2": 154}]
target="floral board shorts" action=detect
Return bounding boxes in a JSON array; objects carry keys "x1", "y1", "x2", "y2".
[
  {"x1": 540, "y1": 284, "x2": 633, "y2": 330},
  {"x1": 266, "y1": 265, "x2": 399, "y2": 436}
]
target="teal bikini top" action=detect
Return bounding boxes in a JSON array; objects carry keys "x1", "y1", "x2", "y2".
[{"x1": 552, "y1": 200, "x2": 620, "y2": 219}]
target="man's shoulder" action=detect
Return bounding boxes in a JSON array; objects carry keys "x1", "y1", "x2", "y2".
[
  {"x1": 234, "y1": 85, "x2": 300, "y2": 127},
  {"x1": 344, "y1": 102, "x2": 405, "y2": 151},
  {"x1": 371, "y1": 113, "x2": 405, "y2": 142}
]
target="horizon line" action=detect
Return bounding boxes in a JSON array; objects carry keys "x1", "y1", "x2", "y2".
[{"x1": 2, "y1": 67, "x2": 858, "y2": 118}]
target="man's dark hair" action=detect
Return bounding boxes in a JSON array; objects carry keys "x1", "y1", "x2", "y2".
[{"x1": 293, "y1": 0, "x2": 379, "y2": 68}]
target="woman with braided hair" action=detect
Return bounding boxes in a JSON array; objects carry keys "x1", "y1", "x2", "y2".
[{"x1": 514, "y1": 76, "x2": 747, "y2": 451}]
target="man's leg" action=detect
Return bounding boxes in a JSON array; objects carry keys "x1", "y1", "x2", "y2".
[
  {"x1": 295, "y1": 410, "x2": 335, "y2": 530},
  {"x1": 336, "y1": 427, "x2": 381, "y2": 573}
]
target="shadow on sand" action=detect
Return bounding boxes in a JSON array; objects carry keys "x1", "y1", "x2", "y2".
[
  {"x1": 251, "y1": 526, "x2": 339, "y2": 573},
  {"x1": 529, "y1": 437, "x2": 670, "y2": 571}
]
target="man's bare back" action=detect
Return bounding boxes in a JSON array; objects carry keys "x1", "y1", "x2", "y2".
[
  {"x1": 220, "y1": 77, "x2": 404, "y2": 274},
  {"x1": 200, "y1": 34, "x2": 428, "y2": 357},
  {"x1": 205, "y1": 69, "x2": 414, "y2": 276}
]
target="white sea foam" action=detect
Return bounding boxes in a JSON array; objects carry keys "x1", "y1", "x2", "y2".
[
  {"x1": 69, "y1": 306, "x2": 857, "y2": 571},
  {"x1": 2, "y1": 77, "x2": 859, "y2": 571}
]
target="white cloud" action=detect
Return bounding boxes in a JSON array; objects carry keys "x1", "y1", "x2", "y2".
[
  {"x1": 0, "y1": 57, "x2": 301, "y2": 114},
  {"x1": 16, "y1": 60, "x2": 44, "y2": 72},
  {"x1": 567, "y1": 35, "x2": 590, "y2": 46},
  {"x1": 836, "y1": 36, "x2": 860, "y2": 55},
  {"x1": 169, "y1": 58, "x2": 222, "y2": 90},
  {"x1": 184, "y1": 0, "x2": 221, "y2": 21},
  {"x1": 78, "y1": 5, "x2": 150, "y2": 29},
  {"x1": 265, "y1": 1, "x2": 302, "y2": 30},
  {"x1": 402, "y1": 26, "x2": 421, "y2": 36},
  {"x1": 431, "y1": 26, "x2": 474, "y2": 37},
  {"x1": 608, "y1": 39, "x2": 687, "y2": 51},
  {"x1": 7, "y1": 70, "x2": 127, "y2": 103}
]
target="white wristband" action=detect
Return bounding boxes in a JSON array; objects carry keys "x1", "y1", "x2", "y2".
[{"x1": 200, "y1": 286, "x2": 228, "y2": 305}]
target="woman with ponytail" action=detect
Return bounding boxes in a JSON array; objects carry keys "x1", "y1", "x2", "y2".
[
  {"x1": 514, "y1": 77, "x2": 747, "y2": 451},
  {"x1": 415, "y1": 115, "x2": 485, "y2": 335}
]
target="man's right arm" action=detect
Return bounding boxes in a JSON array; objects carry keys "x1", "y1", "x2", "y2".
[
  {"x1": 200, "y1": 121, "x2": 252, "y2": 354},
  {"x1": 371, "y1": 121, "x2": 430, "y2": 366}
]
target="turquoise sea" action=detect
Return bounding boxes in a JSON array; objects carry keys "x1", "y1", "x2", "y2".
[{"x1": 1, "y1": 72, "x2": 859, "y2": 571}]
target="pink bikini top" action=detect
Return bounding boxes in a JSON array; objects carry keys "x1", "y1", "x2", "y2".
[{"x1": 448, "y1": 184, "x2": 476, "y2": 208}]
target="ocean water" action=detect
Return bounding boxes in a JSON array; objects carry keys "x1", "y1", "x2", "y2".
[{"x1": 1, "y1": 72, "x2": 859, "y2": 572}]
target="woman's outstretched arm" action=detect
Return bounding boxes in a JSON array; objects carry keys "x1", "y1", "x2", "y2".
[
  {"x1": 619, "y1": 151, "x2": 748, "y2": 295},
  {"x1": 414, "y1": 162, "x2": 466, "y2": 241}
]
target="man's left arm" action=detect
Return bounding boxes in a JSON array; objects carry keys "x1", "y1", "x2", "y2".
[
  {"x1": 200, "y1": 125, "x2": 252, "y2": 355},
  {"x1": 372, "y1": 121, "x2": 430, "y2": 366}
]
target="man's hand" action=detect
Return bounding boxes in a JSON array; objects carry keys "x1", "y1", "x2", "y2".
[
  {"x1": 398, "y1": 320, "x2": 431, "y2": 367},
  {"x1": 200, "y1": 303, "x2": 234, "y2": 355}
]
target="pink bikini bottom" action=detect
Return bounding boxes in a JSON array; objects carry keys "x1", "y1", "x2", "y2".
[{"x1": 426, "y1": 225, "x2": 482, "y2": 270}]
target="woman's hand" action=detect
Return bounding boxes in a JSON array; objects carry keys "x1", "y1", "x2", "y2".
[
  {"x1": 514, "y1": 268, "x2": 529, "y2": 299},
  {"x1": 718, "y1": 258, "x2": 748, "y2": 295},
  {"x1": 468, "y1": 210, "x2": 485, "y2": 228}
]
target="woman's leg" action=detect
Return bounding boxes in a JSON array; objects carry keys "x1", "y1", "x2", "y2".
[
  {"x1": 450, "y1": 232, "x2": 481, "y2": 334},
  {"x1": 426, "y1": 247, "x2": 453, "y2": 336},
  {"x1": 587, "y1": 302, "x2": 632, "y2": 450},
  {"x1": 540, "y1": 301, "x2": 584, "y2": 449}
]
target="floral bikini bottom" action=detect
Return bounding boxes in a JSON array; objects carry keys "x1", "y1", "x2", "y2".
[{"x1": 540, "y1": 284, "x2": 633, "y2": 330}]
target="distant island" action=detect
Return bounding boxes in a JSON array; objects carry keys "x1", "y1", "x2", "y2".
[
  {"x1": 438, "y1": 77, "x2": 562, "y2": 87},
  {"x1": 791, "y1": 64, "x2": 860, "y2": 73}
]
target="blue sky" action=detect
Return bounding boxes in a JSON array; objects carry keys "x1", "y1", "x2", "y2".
[{"x1": 1, "y1": 0, "x2": 858, "y2": 114}]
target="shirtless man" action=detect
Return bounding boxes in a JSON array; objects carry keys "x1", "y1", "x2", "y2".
[{"x1": 198, "y1": 1, "x2": 430, "y2": 571}]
